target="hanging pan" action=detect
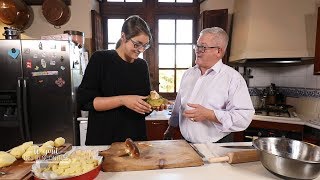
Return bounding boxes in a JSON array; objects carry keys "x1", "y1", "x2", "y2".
[
  {"x1": 0, "y1": 0, "x2": 31, "y2": 30},
  {"x1": 42, "y1": 0, "x2": 70, "y2": 28}
]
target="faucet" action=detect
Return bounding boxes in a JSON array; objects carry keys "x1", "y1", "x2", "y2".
[
  {"x1": 254, "y1": 88, "x2": 267, "y2": 110},
  {"x1": 242, "y1": 67, "x2": 254, "y2": 87},
  {"x1": 260, "y1": 89, "x2": 268, "y2": 110}
]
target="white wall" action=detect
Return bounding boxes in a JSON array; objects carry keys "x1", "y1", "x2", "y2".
[{"x1": 0, "y1": 0, "x2": 99, "y2": 39}]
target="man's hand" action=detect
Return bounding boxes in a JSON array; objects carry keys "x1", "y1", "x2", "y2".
[
  {"x1": 153, "y1": 100, "x2": 174, "y2": 111},
  {"x1": 183, "y1": 103, "x2": 217, "y2": 122}
]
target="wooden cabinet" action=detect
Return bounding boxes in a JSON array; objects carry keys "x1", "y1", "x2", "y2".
[
  {"x1": 303, "y1": 126, "x2": 320, "y2": 145},
  {"x1": 315, "y1": 7, "x2": 320, "y2": 74},
  {"x1": 231, "y1": 120, "x2": 320, "y2": 146},
  {"x1": 145, "y1": 120, "x2": 183, "y2": 141},
  {"x1": 233, "y1": 120, "x2": 320, "y2": 146},
  {"x1": 198, "y1": 9, "x2": 229, "y2": 64},
  {"x1": 233, "y1": 120, "x2": 304, "y2": 142},
  {"x1": 198, "y1": 9, "x2": 228, "y2": 33}
]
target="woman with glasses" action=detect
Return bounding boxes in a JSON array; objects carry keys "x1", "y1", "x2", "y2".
[
  {"x1": 77, "y1": 15, "x2": 153, "y2": 145},
  {"x1": 164, "y1": 27, "x2": 255, "y2": 143}
]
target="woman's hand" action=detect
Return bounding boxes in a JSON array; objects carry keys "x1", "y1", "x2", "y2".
[{"x1": 121, "y1": 95, "x2": 152, "y2": 114}]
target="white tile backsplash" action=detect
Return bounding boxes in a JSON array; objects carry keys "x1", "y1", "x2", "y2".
[
  {"x1": 277, "y1": 76, "x2": 289, "y2": 87},
  {"x1": 287, "y1": 76, "x2": 306, "y2": 87},
  {"x1": 249, "y1": 64, "x2": 319, "y2": 89},
  {"x1": 306, "y1": 64, "x2": 314, "y2": 76},
  {"x1": 250, "y1": 67, "x2": 274, "y2": 76},
  {"x1": 305, "y1": 76, "x2": 318, "y2": 89},
  {"x1": 281, "y1": 65, "x2": 306, "y2": 77},
  {"x1": 249, "y1": 76, "x2": 274, "y2": 87}
]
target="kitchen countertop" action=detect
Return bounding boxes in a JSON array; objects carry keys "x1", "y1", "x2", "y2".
[
  {"x1": 96, "y1": 162, "x2": 278, "y2": 180},
  {"x1": 90, "y1": 142, "x2": 320, "y2": 180},
  {"x1": 146, "y1": 110, "x2": 320, "y2": 130},
  {"x1": 76, "y1": 110, "x2": 320, "y2": 130}
]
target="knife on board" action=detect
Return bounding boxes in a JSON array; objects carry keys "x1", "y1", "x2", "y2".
[
  {"x1": 189, "y1": 143, "x2": 259, "y2": 164},
  {"x1": 189, "y1": 143, "x2": 205, "y2": 158},
  {"x1": 219, "y1": 145, "x2": 255, "y2": 149}
]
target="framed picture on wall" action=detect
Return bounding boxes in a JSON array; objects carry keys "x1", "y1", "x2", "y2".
[{"x1": 91, "y1": 10, "x2": 104, "y2": 52}]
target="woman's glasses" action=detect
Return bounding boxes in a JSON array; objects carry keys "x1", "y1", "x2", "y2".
[{"x1": 130, "y1": 39, "x2": 150, "y2": 51}]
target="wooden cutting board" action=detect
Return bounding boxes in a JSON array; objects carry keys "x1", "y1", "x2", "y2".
[
  {"x1": 100, "y1": 140, "x2": 204, "y2": 172},
  {"x1": 0, "y1": 143, "x2": 72, "y2": 180}
]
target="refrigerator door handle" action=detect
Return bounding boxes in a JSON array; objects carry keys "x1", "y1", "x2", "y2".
[
  {"x1": 22, "y1": 78, "x2": 31, "y2": 140},
  {"x1": 17, "y1": 78, "x2": 26, "y2": 141}
]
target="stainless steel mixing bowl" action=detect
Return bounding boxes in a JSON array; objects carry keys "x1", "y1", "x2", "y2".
[{"x1": 253, "y1": 137, "x2": 320, "y2": 179}]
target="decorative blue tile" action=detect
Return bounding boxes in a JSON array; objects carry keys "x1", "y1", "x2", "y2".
[
  {"x1": 249, "y1": 87, "x2": 265, "y2": 96},
  {"x1": 249, "y1": 87, "x2": 320, "y2": 98}
]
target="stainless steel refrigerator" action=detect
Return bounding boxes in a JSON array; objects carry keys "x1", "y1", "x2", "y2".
[{"x1": 0, "y1": 39, "x2": 82, "y2": 150}]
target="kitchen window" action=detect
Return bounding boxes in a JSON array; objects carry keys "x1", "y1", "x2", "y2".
[
  {"x1": 158, "y1": 19, "x2": 193, "y2": 93},
  {"x1": 158, "y1": 0, "x2": 193, "y2": 2},
  {"x1": 100, "y1": 0, "x2": 199, "y2": 99},
  {"x1": 106, "y1": 0, "x2": 143, "y2": 2},
  {"x1": 106, "y1": 19, "x2": 123, "y2": 50}
]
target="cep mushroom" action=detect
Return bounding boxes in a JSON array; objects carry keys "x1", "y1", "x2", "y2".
[
  {"x1": 124, "y1": 138, "x2": 140, "y2": 159},
  {"x1": 145, "y1": 90, "x2": 168, "y2": 108}
]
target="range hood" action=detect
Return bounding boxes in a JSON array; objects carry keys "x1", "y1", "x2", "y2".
[{"x1": 228, "y1": 0, "x2": 317, "y2": 65}]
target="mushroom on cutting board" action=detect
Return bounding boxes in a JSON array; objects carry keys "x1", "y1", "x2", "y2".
[{"x1": 124, "y1": 138, "x2": 140, "y2": 159}]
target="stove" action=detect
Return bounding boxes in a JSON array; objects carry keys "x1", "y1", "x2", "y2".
[
  {"x1": 308, "y1": 119, "x2": 320, "y2": 126},
  {"x1": 255, "y1": 110, "x2": 290, "y2": 118},
  {"x1": 247, "y1": 109, "x2": 303, "y2": 142},
  {"x1": 254, "y1": 108, "x2": 301, "y2": 121}
]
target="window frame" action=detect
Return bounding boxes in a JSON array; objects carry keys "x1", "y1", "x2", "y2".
[
  {"x1": 155, "y1": 15, "x2": 197, "y2": 98},
  {"x1": 100, "y1": 0, "x2": 200, "y2": 99}
]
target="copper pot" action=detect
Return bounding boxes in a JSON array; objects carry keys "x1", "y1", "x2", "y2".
[
  {"x1": 265, "y1": 95, "x2": 276, "y2": 105},
  {"x1": 0, "y1": 0, "x2": 31, "y2": 30},
  {"x1": 42, "y1": 0, "x2": 70, "y2": 28}
]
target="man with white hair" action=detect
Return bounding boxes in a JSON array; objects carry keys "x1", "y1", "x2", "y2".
[{"x1": 164, "y1": 27, "x2": 255, "y2": 143}]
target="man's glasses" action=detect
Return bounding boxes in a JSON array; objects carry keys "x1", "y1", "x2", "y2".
[
  {"x1": 192, "y1": 44, "x2": 220, "y2": 53},
  {"x1": 130, "y1": 39, "x2": 150, "y2": 51}
]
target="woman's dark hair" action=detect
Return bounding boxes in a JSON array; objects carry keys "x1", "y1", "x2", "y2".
[{"x1": 115, "y1": 15, "x2": 152, "y2": 49}]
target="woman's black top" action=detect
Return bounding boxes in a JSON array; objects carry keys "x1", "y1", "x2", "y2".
[{"x1": 77, "y1": 50, "x2": 151, "y2": 145}]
